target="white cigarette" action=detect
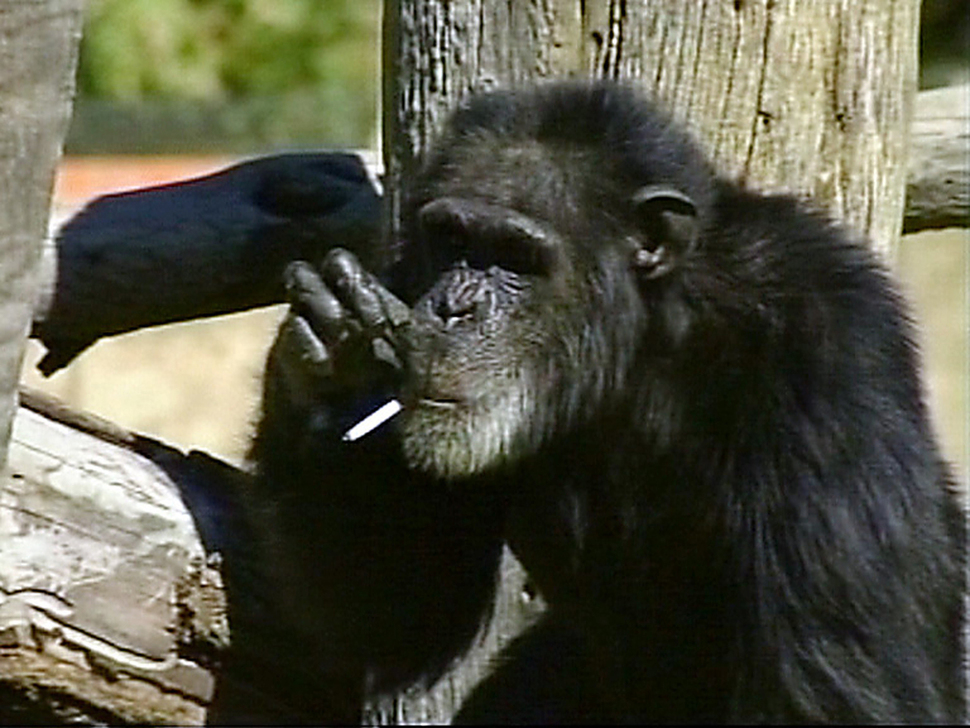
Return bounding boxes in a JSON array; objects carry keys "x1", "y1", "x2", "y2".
[{"x1": 342, "y1": 399, "x2": 403, "y2": 442}]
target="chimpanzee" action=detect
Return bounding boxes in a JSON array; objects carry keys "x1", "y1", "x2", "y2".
[{"x1": 247, "y1": 81, "x2": 965, "y2": 723}]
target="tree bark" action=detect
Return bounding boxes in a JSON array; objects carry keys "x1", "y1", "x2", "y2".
[
  {"x1": 383, "y1": 1, "x2": 921, "y2": 258},
  {"x1": 624, "y1": 0, "x2": 921, "y2": 257},
  {"x1": 0, "y1": 1, "x2": 83, "y2": 469},
  {"x1": 1, "y1": 388, "x2": 243, "y2": 724},
  {"x1": 1, "y1": 391, "x2": 219, "y2": 724}
]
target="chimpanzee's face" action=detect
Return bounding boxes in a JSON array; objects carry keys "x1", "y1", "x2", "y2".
[{"x1": 395, "y1": 138, "x2": 697, "y2": 480}]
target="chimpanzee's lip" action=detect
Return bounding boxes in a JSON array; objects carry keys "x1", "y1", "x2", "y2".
[
  {"x1": 415, "y1": 397, "x2": 462, "y2": 410},
  {"x1": 401, "y1": 381, "x2": 473, "y2": 410},
  {"x1": 399, "y1": 387, "x2": 466, "y2": 410}
]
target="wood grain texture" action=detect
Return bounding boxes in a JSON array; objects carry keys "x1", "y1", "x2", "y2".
[
  {"x1": 905, "y1": 82, "x2": 969, "y2": 233},
  {"x1": 1, "y1": 390, "x2": 226, "y2": 723},
  {"x1": 0, "y1": 0, "x2": 83, "y2": 467},
  {"x1": 385, "y1": 0, "x2": 920, "y2": 256}
]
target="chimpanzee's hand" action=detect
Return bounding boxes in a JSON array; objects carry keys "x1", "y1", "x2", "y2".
[{"x1": 271, "y1": 248, "x2": 413, "y2": 406}]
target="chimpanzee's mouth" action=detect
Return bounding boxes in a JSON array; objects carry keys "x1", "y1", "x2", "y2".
[{"x1": 415, "y1": 397, "x2": 462, "y2": 410}]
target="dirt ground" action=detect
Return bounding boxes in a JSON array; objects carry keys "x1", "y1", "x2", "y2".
[{"x1": 18, "y1": 161, "x2": 969, "y2": 489}]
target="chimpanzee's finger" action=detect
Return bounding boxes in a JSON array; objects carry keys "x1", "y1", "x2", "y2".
[
  {"x1": 320, "y1": 248, "x2": 389, "y2": 334},
  {"x1": 269, "y1": 314, "x2": 336, "y2": 407},
  {"x1": 370, "y1": 273, "x2": 414, "y2": 333},
  {"x1": 275, "y1": 312, "x2": 331, "y2": 373},
  {"x1": 321, "y1": 248, "x2": 415, "y2": 348},
  {"x1": 283, "y1": 260, "x2": 356, "y2": 347}
]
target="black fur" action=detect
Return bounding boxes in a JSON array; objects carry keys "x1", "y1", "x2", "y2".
[{"x1": 249, "y1": 82, "x2": 965, "y2": 723}]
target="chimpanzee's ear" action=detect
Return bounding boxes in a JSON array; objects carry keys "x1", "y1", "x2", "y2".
[{"x1": 630, "y1": 185, "x2": 698, "y2": 280}]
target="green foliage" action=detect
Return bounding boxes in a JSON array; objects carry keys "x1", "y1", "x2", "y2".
[{"x1": 74, "y1": 0, "x2": 380, "y2": 150}]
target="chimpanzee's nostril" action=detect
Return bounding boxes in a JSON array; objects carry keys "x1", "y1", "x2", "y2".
[{"x1": 434, "y1": 267, "x2": 491, "y2": 324}]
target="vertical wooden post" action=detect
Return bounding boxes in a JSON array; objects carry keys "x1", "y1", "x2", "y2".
[
  {"x1": 0, "y1": 1, "x2": 83, "y2": 468},
  {"x1": 624, "y1": 0, "x2": 920, "y2": 257},
  {"x1": 383, "y1": 1, "x2": 918, "y2": 256}
]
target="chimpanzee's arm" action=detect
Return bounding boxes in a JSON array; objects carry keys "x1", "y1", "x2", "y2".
[{"x1": 246, "y1": 250, "x2": 506, "y2": 699}]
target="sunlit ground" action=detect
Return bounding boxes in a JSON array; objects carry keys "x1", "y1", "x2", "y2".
[{"x1": 896, "y1": 228, "x2": 969, "y2": 490}]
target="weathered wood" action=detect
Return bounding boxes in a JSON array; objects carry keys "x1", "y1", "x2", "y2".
[
  {"x1": 0, "y1": 0, "x2": 83, "y2": 468},
  {"x1": 384, "y1": 0, "x2": 920, "y2": 258},
  {"x1": 904, "y1": 82, "x2": 969, "y2": 233},
  {"x1": 631, "y1": 0, "x2": 922, "y2": 257},
  {"x1": 2, "y1": 389, "x2": 349, "y2": 724},
  {"x1": 0, "y1": 388, "x2": 228, "y2": 724}
]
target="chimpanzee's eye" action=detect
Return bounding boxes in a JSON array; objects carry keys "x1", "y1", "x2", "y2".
[{"x1": 420, "y1": 197, "x2": 558, "y2": 276}]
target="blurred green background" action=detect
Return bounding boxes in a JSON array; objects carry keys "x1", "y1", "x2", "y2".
[{"x1": 69, "y1": 0, "x2": 380, "y2": 152}]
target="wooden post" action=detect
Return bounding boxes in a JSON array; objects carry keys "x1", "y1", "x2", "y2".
[
  {"x1": 627, "y1": 0, "x2": 920, "y2": 257},
  {"x1": 383, "y1": 0, "x2": 920, "y2": 257},
  {"x1": 0, "y1": 1, "x2": 83, "y2": 469}
]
